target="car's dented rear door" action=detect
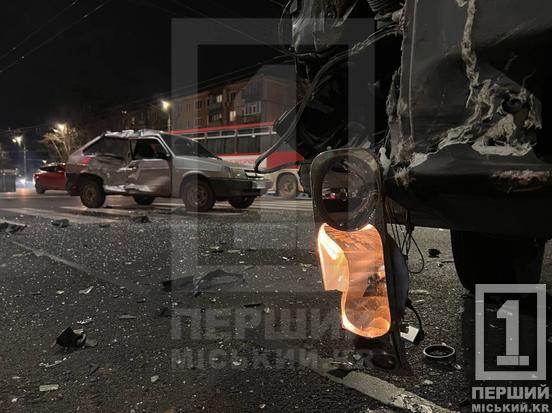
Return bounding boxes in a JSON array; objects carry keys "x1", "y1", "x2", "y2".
[{"x1": 126, "y1": 137, "x2": 171, "y2": 196}]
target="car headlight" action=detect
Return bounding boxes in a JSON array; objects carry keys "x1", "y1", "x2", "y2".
[{"x1": 228, "y1": 167, "x2": 245, "y2": 178}]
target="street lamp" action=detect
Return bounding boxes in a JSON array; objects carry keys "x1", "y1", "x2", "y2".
[
  {"x1": 56, "y1": 123, "x2": 67, "y2": 133},
  {"x1": 161, "y1": 100, "x2": 172, "y2": 132},
  {"x1": 12, "y1": 135, "x2": 27, "y2": 184}
]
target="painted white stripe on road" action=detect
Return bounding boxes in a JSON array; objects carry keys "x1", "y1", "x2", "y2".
[
  {"x1": 293, "y1": 352, "x2": 453, "y2": 413},
  {"x1": 1, "y1": 208, "x2": 114, "y2": 224}
]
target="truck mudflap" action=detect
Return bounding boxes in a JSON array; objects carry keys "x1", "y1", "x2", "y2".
[{"x1": 311, "y1": 148, "x2": 411, "y2": 373}]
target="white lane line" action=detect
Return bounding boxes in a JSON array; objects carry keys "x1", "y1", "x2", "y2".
[
  {"x1": 293, "y1": 352, "x2": 453, "y2": 413},
  {"x1": 61, "y1": 206, "x2": 141, "y2": 217},
  {"x1": 1, "y1": 208, "x2": 114, "y2": 224}
]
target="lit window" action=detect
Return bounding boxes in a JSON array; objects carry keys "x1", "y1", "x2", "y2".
[
  {"x1": 245, "y1": 102, "x2": 261, "y2": 115},
  {"x1": 216, "y1": 94, "x2": 223, "y2": 103},
  {"x1": 229, "y1": 110, "x2": 236, "y2": 122}
]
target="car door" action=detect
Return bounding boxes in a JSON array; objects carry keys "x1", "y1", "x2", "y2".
[
  {"x1": 53, "y1": 164, "x2": 66, "y2": 189},
  {"x1": 126, "y1": 137, "x2": 171, "y2": 196}
]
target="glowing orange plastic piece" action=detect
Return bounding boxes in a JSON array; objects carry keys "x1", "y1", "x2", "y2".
[{"x1": 317, "y1": 223, "x2": 391, "y2": 338}]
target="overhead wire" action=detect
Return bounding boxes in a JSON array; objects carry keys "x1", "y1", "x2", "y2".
[{"x1": 0, "y1": 0, "x2": 113, "y2": 76}]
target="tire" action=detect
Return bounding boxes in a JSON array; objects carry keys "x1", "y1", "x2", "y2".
[
  {"x1": 35, "y1": 184, "x2": 45, "y2": 194},
  {"x1": 181, "y1": 179, "x2": 215, "y2": 212},
  {"x1": 450, "y1": 230, "x2": 544, "y2": 293},
  {"x1": 133, "y1": 195, "x2": 155, "y2": 206},
  {"x1": 228, "y1": 196, "x2": 255, "y2": 209},
  {"x1": 79, "y1": 178, "x2": 106, "y2": 208},
  {"x1": 277, "y1": 174, "x2": 298, "y2": 199}
]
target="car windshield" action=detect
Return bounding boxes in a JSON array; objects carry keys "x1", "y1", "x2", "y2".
[{"x1": 160, "y1": 133, "x2": 219, "y2": 159}]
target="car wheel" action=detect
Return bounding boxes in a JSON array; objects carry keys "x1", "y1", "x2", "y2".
[
  {"x1": 450, "y1": 230, "x2": 544, "y2": 293},
  {"x1": 79, "y1": 179, "x2": 106, "y2": 208},
  {"x1": 133, "y1": 195, "x2": 155, "y2": 206},
  {"x1": 228, "y1": 196, "x2": 255, "y2": 209},
  {"x1": 182, "y1": 179, "x2": 215, "y2": 212},
  {"x1": 277, "y1": 174, "x2": 298, "y2": 199},
  {"x1": 35, "y1": 184, "x2": 45, "y2": 194}
]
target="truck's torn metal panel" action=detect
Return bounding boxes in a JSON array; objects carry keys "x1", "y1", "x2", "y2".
[{"x1": 389, "y1": 0, "x2": 552, "y2": 176}]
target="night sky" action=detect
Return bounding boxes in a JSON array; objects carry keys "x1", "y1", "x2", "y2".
[{"x1": 0, "y1": 0, "x2": 285, "y2": 136}]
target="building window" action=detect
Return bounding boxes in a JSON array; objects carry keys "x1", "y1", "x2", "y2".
[
  {"x1": 229, "y1": 110, "x2": 237, "y2": 122},
  {"x1": 195, "y1": 100, "x2": 203, "y2": 109},
  {"x1": 210, "y1": 113, "x2": 222, "y2": 122},
  {"x1": 230, "y1": 92, "x2": 236, "y2": 101},
  {"x1": 245, "y1": 101, "x2": 261, "y2": 115},
  {"x1": 216, "y1": 94, "x2": 223, "y2": 103}
]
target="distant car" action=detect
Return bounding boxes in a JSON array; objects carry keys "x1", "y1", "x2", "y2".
[
  {"x1": 33, "y1": 163, "x2": 67, "y2": 194},
  {"x1": 65, "y1": 130, "x2": 272, "y2": 211}
]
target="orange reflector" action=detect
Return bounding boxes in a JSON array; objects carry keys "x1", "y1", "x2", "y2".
[{"x1": 317, "y1": 223, "x2": 391, "y2": 338}]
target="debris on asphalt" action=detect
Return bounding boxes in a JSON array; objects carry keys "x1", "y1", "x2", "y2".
[
  {"x1": 136, "y1": 297, "x2": 146, "y2": 303},
  {"x1": 422, "y1": 379, "x2": 434, "y2": 385},
  {"x1": 98, "y1": 223, "x2": 111, "y2": 228},
  {"x1": 423, "y1": 343, "x2": 456, "y2": 360},
  {"x1": 77, "y1": 317, "x2": 93, "y2": 326},
  {"x1": 427, "y1": 248, "x2": 441, "y2": 258},
  {"x1": 162, "y1": 269, "x2": 244, "y2": 296},
  {"x1": 209, "y1": 246, "x2": 224, "y2": 253},
  {"x1": 131, "y1": 215, "x2": 150, "y2": 223},
  {"x1": 56, "y1": 327, "x2": 87, "y2": 348},
  {"x1": 119, "y1": 314, "x2": 137, "y2": 320},
  {"x1": 51, "y1": 218, "x2": 70, "y2": 228},
  {"x1": 227, "y1": 249, "x2": 241, "y2": 254},
  {"x1": 78, "y1": 286, "x2": 94, "y2": 295},
  {"x1": 410, "y1": 289, "x2": 430, "y2": 295},
  {"x1": 56, "y1": 290, "x2": 65, "y2": 295},
  {"x1": 453, "y1": 363, "x2": 462, "y2": 371},
  {"x1": 150, "y1": 375, "x2": 159, "y2": 383},
  {"x1": 39, "y1": 358, "x2": 66, "y2": 368},
  {"x1": 89, "y1": 363, "x2": 100, "y2": 375},
  {"x1": 0, "y1": 221, "x2": 27, "y2": 234},
  {"x1": 192, "y1": 270, "x2": 244, "y2": 296},
  {"x1": 39, "y1": 384, "x2": 59, "y2": 392},
  {"x1": 84, "y1": 338, "x2": 98, "y2": 348},
  {"x1": 243, "y1": 303, "x2": 262, "y2": 308},
  {"x1": 259, "y1": 404, "x2": 266, "y2": 409}
]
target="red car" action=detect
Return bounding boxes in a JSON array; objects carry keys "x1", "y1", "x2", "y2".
[{"x1": 33, "y1": 163, "x2": 67, "y2": 194}]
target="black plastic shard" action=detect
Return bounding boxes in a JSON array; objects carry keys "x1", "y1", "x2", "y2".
[
  {"x1": 56, "y1": 327, "x2": 87, "y2": 348},
  {"x1": 0, "y1": 221, "x2": 26, "y2": 234},
  {"x1": 51, "y1": 219, "x2": 70, "y2": 228},
  {"x1": 162, "y1": 270, "x2": 244, "y2": 296}
]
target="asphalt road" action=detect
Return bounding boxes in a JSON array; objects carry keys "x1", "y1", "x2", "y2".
[{"x1": 1, "y1": 190, "x2": 551, "y2": 412}]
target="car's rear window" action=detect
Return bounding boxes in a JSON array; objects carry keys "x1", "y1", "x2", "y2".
[{"x1": 84, "y1": 137, "x2": 129, "y2": 159}]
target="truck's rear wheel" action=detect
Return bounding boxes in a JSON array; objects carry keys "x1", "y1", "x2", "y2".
[
  {"x1": 182, "y1": 179, "x2": 215, "y2": 212},
  {"x1": 450, "y1": 230, "x2": 544, "y2": 293},
  {"x1": 277, "y1": 174, "x2": 298, "y2": 199},
  {"x1": 228, "y1": 196, "x2": 255, "y2": 209},
  {"x1": 80, "y1": 179, "x2": 105, "y2": 208}
]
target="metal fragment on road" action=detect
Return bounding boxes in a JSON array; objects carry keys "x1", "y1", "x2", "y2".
[
  {"x1": 39, "y1": 384, "x2": 59, "y2": 392},
  {"x1": 151, "y1": 375, "x2": 159, "y2": 383},
  {"x1": 56, "y1": 327, "x2": 87, "y2": 348},
  {"x1": 119, "y1": 314, "x2": 137, "y2": 320},
  {"x1": 77, "y1": 317, "x2": 93, "y2": 326}
]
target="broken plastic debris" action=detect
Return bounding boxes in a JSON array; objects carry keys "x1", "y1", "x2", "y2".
[
  {"x1": 39, "y1": 384, "x2": 59, "y2": 392},
  {"x1": 423, "y1": 343, "x2": 456, "y2": 360},
  {"x1": 77, "y1": 317, "x2": 93, "y2": 326},
  {"x1": 0, "y1": 221, "x2": 26, "y2": 234},
  {"x1": 422, "y1": 379, "x2": 434, "y2": 385},
  {"x1": 51, "y1": 219, "x2": 69, "y2": 228},
  {"x1": 410, "y1": 289, "x2": 430, "y2": 295},
  {"x1": 151, "y1": 375, "x2": 159, "y2": 383},
  {"x1": 162, "y1": 269, "x2": 244, "y2": 296},
  {"x1": 56, "y1": 327, "x2": 87, "y2": 348},
  {"x1": 119, "y1": 314, "x2": 137, "y2": 320},
  {"x1": 79, "y1": 286, "x2": 94, "y2": 295},
  {"x1": 131, "y1": 215, "x2": 150, "y2": 223}
]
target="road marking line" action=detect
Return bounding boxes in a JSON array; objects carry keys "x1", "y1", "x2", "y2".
[
  {"x1": 0, "y1": 208, "x2": 114, "y2": 224},
  {"x1": 293, "y1": 352, "x2": 453, "y2": 413},
  {"x1": 61, "y1": 206, "x2": 140, "y2": 217}
]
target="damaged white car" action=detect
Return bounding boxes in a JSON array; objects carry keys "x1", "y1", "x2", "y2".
[{"x1": 66, "y1": 130, "x2": 271, "y2": 211}]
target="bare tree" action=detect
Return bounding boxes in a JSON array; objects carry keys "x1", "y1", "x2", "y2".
[{"x1": 40, "y1": 127, "x2": 86, "y2": 162}]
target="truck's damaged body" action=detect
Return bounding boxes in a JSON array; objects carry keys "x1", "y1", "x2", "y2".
[{"x1": 273, "y1": 0, "x2": 552, "y2": 371}]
